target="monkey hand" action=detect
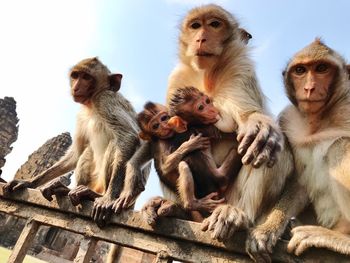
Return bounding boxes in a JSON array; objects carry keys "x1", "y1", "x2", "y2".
[
  {"x1": 237, "y1": 115, "x2": 283, "y2": 168},
  {"x1": 183, "y1": 134, "x2": 211, "y2": 153},
  {"x1": 287, "y1": 225, "x2": 350, "y2": 256},
  {"x1": 91, "y1": 195, "x2": 114, "y2": 228},
  {"x1": 68, "y1": 185, "x2": 101, "y2": 206},
  {"x1": 246, "y1": 221, "x2": 287, "y2": 263},
  {"x1": 2, "y1": 179, "x2": 34, "y2": 195},
  {"x1": 201, "y1": 204, "x2": 251, "y2": 241},
  {"x1": 112, "y1": 190, "x2": 135, "y2": 214},
  {"x1": 40, "y1": 176, "x2": 71, "y2": 201}
]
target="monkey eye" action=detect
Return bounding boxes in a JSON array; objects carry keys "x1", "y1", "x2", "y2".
[
  {"x1": 70, "y1": 71, "x2": 79, "y2": 79},
  {"x1": 316, "y1": 63, "x2": 329, "y2": 73},
  {"x1": 82, "y1": 73, "x2": 93, "y2": 80},
  {"x1": 160, "y1": 115, "x2": 169, "y2": 122},
  {"x1": 209, "y1": 20, "x2": 221, "y2": 28},
  {"x1": 198, "y1": 104, "x2": 204, "y2": 111},
  {"x1": 152, "y1": 123, "x2": 160, "y2": 130},
  {"x1": 294, "y1": 66, "x2": 306, "y2": 74},
  {"x1": 190, "y1": 22, "x2": 201, "y2": 29},
  {"x1": 205, "y1": 98, "x2": 211, "y2": 104}
]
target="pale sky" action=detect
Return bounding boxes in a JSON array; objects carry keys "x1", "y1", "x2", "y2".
[{"x1": 0, "y1": 0, "x2": 349, "y2": 209}]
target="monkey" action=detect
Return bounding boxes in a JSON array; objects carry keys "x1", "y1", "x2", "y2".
[
  {"x1": 246, "y1": 39, "x2": 350, "y2": 262},
  {"x1": 3, "y1": 57, "x2": 150, "y2": 225},
  {"x1": 238, "y1": 28, "x2": 252, "y2": 45},
  {"x1": 142, "y1": 4, "x2": 293, "y2": 243},
  {"x1": 167, "y1": 87, "x2": 242, "y2": 209},
  {"x1": 347, "y1": 64, "x2": 350, "y2": 79}
]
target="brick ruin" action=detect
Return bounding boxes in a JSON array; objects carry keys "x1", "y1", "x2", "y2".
[{"x1": 0, "y1": 97, "x2": 19, "y2": 182}]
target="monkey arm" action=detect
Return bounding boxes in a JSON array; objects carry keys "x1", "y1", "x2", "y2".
[
  {"x1": 161, "y1": 134, "x2": 210, "y2": 175},
  {"x1": 246, "y1": 178, "x2": 309, "y2": 262},
  {"x1": 3, "y1": 144, "x2": 81, "y2": 194},
  {"x1": 287, "y1": 225, "x2": 350, "y2": 256},
  {"x1": 112, "y1": 141, "x2": 153, "y2": 213}
]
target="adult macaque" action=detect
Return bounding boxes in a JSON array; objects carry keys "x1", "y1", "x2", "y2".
[
  {"x1": 3, "y1": 57, "x2": 150, "y2": 225},
  {"x1": 247, "y1": 39, "x2": 350, "y2": 261},
  {"x1": 143, "y1": 4, "x2": 292, "y2": 242}
]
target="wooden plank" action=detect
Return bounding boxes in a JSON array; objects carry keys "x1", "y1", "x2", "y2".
[
  {"x1": 73, "y1": 237, "x2": 98, "y2": 263},
  {"x1": 1, "y1": 183, "x2": 350, "y2": 262},
  {"x1": 0, "y1": 183, "x2": 247, "y2": 253},
  {"x1": 0, "y1": 199, "x2": 252, "y2": 263},
  {"x1": 7, "y1": 219, "x2": 40, "y2": 263}
]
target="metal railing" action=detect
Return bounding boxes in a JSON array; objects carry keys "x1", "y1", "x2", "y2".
[{"x1": 0, "y1": 182, "x2": 349, "y2": 263}]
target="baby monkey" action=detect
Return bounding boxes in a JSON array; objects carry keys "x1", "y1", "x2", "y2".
[{"x1": 138, "y1": 87, "x2": 241, "y2": 217}]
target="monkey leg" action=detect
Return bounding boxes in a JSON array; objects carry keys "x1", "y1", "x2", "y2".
[
  {"x1": 178, "y1": 161, "x2": 225, "y2": 212},
  {"x1": 68, "y1": 185, "x2": 102, "y2": 206},
  {"x1": 214, "y1": 146, "x2": 242, "y2": 187},
  {"x1": 288, "y1": 225, "x2": 350, "y2": 256},
  {"x1": 40, "y1": 175, "x2": 71, "y2": 201}
]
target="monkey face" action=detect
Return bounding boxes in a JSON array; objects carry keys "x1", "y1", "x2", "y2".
[
  {"x1": 192, "y1": 95, "x2": 219, "y2": 124},
  {"x1": 289, "y1": 60, "x2": 336, "y2": 114},
  {"x1": 181, "y1": 15, "x2": 232, "y2": 69},
  {"x1": 148, "y1": 111, "x2": 175, "y2": 139},
  {"x1": 70, "y1": 71, "x2": 96, "y2": 104}
]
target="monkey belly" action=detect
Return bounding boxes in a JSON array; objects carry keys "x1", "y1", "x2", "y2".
[{"x1": 295, "y1": 139, "x2": 342, "y2": 228}]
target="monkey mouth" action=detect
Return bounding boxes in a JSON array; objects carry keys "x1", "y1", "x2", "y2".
[{"x1": 196, "y1": 51, "x2": 214, "y2": 57}]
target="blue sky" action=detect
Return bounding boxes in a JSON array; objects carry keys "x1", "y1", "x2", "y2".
[{"x1": 1, "y1": 0, "x2": 349, "y2": 209}]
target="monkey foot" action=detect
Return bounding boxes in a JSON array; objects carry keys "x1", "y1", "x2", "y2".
[
  {"x1": 40, "y1": 176, "x2": 71, "y2": 201},
  {"x1": 191, "y1": 192, "x2": 225, "y2": 213},
  {"x1": 68, "y1": 185, "x2": 102, "y2": 206}
]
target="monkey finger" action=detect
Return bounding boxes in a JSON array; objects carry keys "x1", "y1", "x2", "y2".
[
  {"x1": 294, "y1": 238, "x2": 311, "y2": 256},
  {"x1": 206, "y1": 192, "x2": 219, "y2": 199},
  {"x1": 253, "y1": 137, "x2": 276, "y2": 168},
  {"x1": 267, "y1": 142, "x2": 282, "y2": 168},
  {"x1": 113, "y1": 200, "x2": 122, "y2": 213},
  {"x1": 92, "y1": 205, "x2": 102, "y2": 221},
  {"x1": 201, "y1": 219, "x2": 210, "y2": 232}
]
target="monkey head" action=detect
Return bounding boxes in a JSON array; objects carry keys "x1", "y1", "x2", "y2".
[
  {"x1": 69, "y1": 57, "x2": 122, "y2": 104},
  {"x1": 169, "y1": 86, "x2": 219, "y2": 125},
  {"x1": 283, "y1": 38, "x2": 349, "y2": 115},
  {"x1": 137, "y1": 102, "x2": 175, "y2": 141},
  {"x1": 179, "y1": 4, "x2": 239, "y2": 69}
]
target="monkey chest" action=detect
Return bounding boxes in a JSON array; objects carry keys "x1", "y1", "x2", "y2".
[{"x1": 85, "y1": 118, "x2": 112, "y2": 156}]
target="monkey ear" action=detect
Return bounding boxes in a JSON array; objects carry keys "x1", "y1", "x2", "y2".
[
  {"x1": 139, "y1": 131, "x2": 151, "y2": 141},
  {"x1": 109, "y1": 74, "x2": 123, "y2": 92},
  {"x1": 346, "y1": 65, "x2": 350, "y2": 80},
  {"x1": 168, "y1": 116, "x2": 188, "y2": 133}
]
